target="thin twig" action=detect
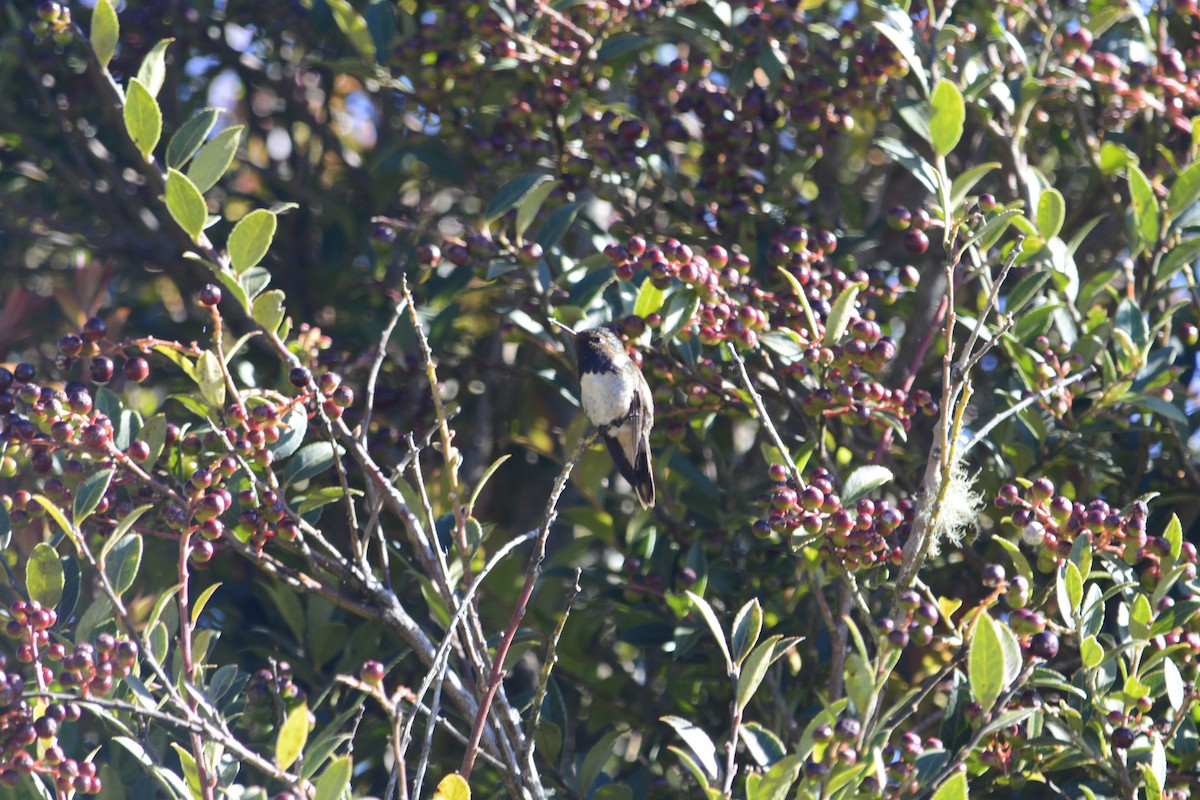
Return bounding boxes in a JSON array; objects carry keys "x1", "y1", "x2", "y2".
[
  {"x1": 460, "y1": 432, "x2": 596, "y2": 782},
  {"x1": 727, "y1": 343, "x2": 805, "y2": 487}
]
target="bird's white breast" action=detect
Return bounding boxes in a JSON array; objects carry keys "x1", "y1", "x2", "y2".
[{"x1": 580, "y1": 370, "x2": 635, "y2": 427}]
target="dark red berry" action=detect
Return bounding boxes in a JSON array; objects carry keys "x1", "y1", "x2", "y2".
[
  {"x1": 81, "y1": 317, "x2": 107, "y2": 342},
  {"x1": 13, "y1": 363, "x2": 35, "y2": 384},
  {"x1": 123, "y1": 357, "x2": 150, "y2": 383},
  {"x1": 199, "y1": 284, "x2": 222, "y2": 308},
  {"x1": 1111, "y1": 727, "x2": 1135, "y2": 750},
  {"x1": 90, "y1": 357, "x2": 115, "y2": 384},
  {"x1": 1029, "y1": 631, "x2": 1059, "y2": 659}
]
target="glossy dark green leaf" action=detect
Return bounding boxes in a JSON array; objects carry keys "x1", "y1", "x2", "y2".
[
  {"x1": 486, "y1": 174, "x2": 554, "y2": 223},
  {"x1": 74, "y1": 469, "x2": 114, "y2": 524},
  {"x1": 283, "y1": 442, "x2": 344, "y2": 485},
  {"x1": 104, "y1": 534, "x2": 142, "y2": 596},
  {"x1": 167, "y1": 109, "x2": 220, "y2": 169},
  {"x1": 187, "y1": 126, "x2": 243, "y2": 193},
  {"x1": 364, "y1": 0, "x2": 395, "y2": 64}
]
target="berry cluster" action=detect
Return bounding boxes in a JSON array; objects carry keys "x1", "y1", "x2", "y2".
[
  {"x1": 876, "y1": 589, "x2": 942, "y2": 650},
  {"x1": 240, "y1": 663, "x2": 307, "y2": 741},
  {"x1": 754, "y1": 466, "x2": 915, "y2": 573},
  {"x1": 996, "y1": 481, "x2": 1199, "y2": 583},
  {"x1": 878, "y1": 731, "x2": 951, "y2": 797}
]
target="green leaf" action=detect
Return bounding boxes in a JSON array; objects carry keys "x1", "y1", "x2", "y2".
[
  {"x1": 135, "y1": 414, "x2": 168, "y2": 466},
  {"x1": 0, "y1": 503, "x2": 10, "y2": 552},
  {"x1": 964, "y1": 208, "x2": 1023, "y2": 252},
  {"x1": 1143, "y1": 737, "x2": 1166, "y2": 800},
  {"x1": 229, "y1": 209, "x2": 278, "y2": 274},
  {"x1": 660, "y1": 290, "x2": 701, "y2": 343},
  {"x1": 930, "y1": 771, "x2": 967, "y2": 800},
  {"x1": 104, "y1": 534, "x2": 142, "y2": 596},
  {"x1": 167, "y1": 109, "x2": 220, "y2": 169},
  {"x1": 1080, "y1": 635, "x2": 1103, "y2": 668},
  {"x1": 842, "y1": 465, "x2": 893, "y2": 505},
  {"x1": 1128, "y1": 164, "x2": 1161, "y2": 254},
  {"x1": 661, "y1": 717, "x2": 719, "y2": 783},
  {"x1": 930, "y1": 79, "x2": 965, "y2": 157},
  {"x1": 580, "y1": 729, "x2": 623, "y2": 794},
  {"x1": 684, "y1": 590, "x2": 733, "y2": 675},
  {"x1": 170, "y1": 742, "x2": 201, "y2": 798},
  {"x1": 1166, "y1": 158, "x2": 1200, "y2": 224},
  {"x1": 875, "y1": 137, "x2": 938, "y2": 194},
  {"x1": 283, "y1": 442, "x2": 343, "y2": 485},
  {"x1": 468, "y1": 454, "x2": 510, "y2": 511},
  {"x1": 516, "y1": 179, "x2": 558, "y2": 240},
  {"x1": 27, "y1": 543, "x2": 64, "y2": 610},
  {"x1": 633, "y1": 279, "x2": 665, "y2": 318},
  {"x1": 535, "y1": 202, "x2": 583, "y2": 251},
  {"x1": 296, "y1": 487, "x2": 363, "y2": 515},
  {"x1": 1162, "y1": 514, "x2": 1183, "y2": 562},
  {"x1": 91, "y1": 0, "x2": 119, "y2": 71},
  {"x1": 196, "y1": 350, "x2": 226, "y2": 408},
  {"x1": 74, "y1": 468, "x2": 114, "y2": 524},
  {"x1": 135, "y1": 38, "x2": 173, "y2": 98},
  {"x1": 165, "y1": 168, "x2": 207, "y2": 242},
  {"x1": 314, "y1": 756, "x2": 353, "y2": 800},
  {"x1": 485, "y1": 174, "x2": 554, "y2": 223},
  {"x1": 1036, "y1": 188, "x2": 1065, "y2": 241},
  {"x1": 950, "y1": 161, "x2": 1001, "y2": 209},
  {"x1": 186, "y1": 126, "x2": 243, "y2": 193},
  {"x1": 969, "y1": 612, "x2": 1004, "y2": 712},
  {"x1": 1005, "y1": 270, "x2": 1051, "y2": 317},
  {"x1": 100, "y1": 505, "x2": 152, "y2": 563},
  {"x1": 823, "y1": 284, "x2": 860, "y2": 344},
  {"x1": 870, "y1": 16, "x2": 928, "y2": 96},
  {"x1": 731, "y1": 599, "x2": 762, "y2": 668},
  {"x1": 252, "y1": 290, "x2": 287, "y2": 335},
  {"x1": 364, "y1": 0, "x2": 395, "y2": 65},
  {"x1": 754, "y1": 754, "x2": 803, "y2": 800},
  {"x1": 326, "y1": 0, "x2": 376, "y2": 61},
  {"x1": 275, "y1": 704, "x2": 310, "y2": 770},
  {"x1": 1116, "y1": 298, "x2": 1150, "y2": 349},
  {"x1": 124, "y1": 79, "x2": 162, "y2": 160},
  {"x1": 736, "y1": 636, "x2": 800, "y2": 712}
]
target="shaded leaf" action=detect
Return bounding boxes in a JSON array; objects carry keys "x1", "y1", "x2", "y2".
[
  {"x1": 74, "y1": 469, "x2": 114, "y2": 523},
  {"x1": 104, "y1": 534, "x2": 142, "y2": 596},
  {"x1": 486, "y1": 174, "x2": 554, "y2": 223},
  {"x1": 167, "y1": 109, "x2": 220, "y2": 168},
  {"x1": 314, "y1": 756, "x2": 354, "y2": 800},
  {"x1": 187, "y1": 126, "x2": 243, "y2": 193},
  {"x1": 661, "y1": 716, "x2": 719, "y2": 782}
]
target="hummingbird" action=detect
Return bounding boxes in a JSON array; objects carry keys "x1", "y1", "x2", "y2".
[{"x1": 571, "y1": 326, "x2": 656, "y2": 508}]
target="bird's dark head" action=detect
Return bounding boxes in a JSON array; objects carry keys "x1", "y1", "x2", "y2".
[{"x1": 575, "y1": 326, "x2": 627, "y2": 373}]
